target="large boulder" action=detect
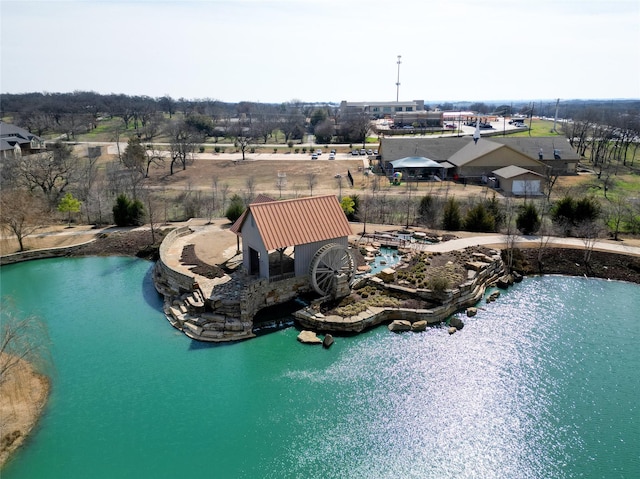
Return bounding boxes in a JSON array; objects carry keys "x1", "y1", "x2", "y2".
[
  {"x1": 466, "y1": 307, "x2": 478, "y2": 317},
  {"x1": 297, "y1": 330, "x2": 322, "y2": 344},
  {"x1": 449, "y1": 316, "x2": 464, "y2": 330},
  {"x1": 496, "y1": 275, "x2": 514, "y2": 289},
  {"x1": 388, "y1": 320, "x2": 412, "y2": 332},
  {"x1": 411, "y1": 320, "x2": 428, "y2": 332},
  {"x1": 323, "y1": 334, "x2": 334, "y2": 349}
]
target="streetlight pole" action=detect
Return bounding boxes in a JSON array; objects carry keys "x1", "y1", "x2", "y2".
[{"x1": 396, "y1": 55, "x2": 402, "y2": 102}]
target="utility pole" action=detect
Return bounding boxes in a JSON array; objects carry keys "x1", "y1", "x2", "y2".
[
  {"x1": 552, "y1": 98, "x2": 560, "y2": 133},
  {"x1": 396, "y1": 55, "x2": 402, "y2": 102}
]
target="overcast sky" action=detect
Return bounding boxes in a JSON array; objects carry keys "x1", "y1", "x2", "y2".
[{"x1": 2, "y1": 0, "x2": 639, "y2": 104}]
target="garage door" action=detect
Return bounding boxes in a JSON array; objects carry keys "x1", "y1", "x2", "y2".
[{"x1": 512, "y1": 180, "x2": 541, "y2": 195}]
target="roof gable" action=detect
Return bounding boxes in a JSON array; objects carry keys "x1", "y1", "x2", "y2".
[
  {"x1": 229, "y1": 194, "x2": 276, "y2": 235},
  {"x1": 240, "y1": 195, "x2": 351, "y2": 251},
  {"x1": 447, "y1": 139, "x2": 504, "y2": 166},
  {"x1": 492, "y1": 165, "x2": 543, "y2": 179},
  {"x1": 0, "y1": 122, "x2": 41, "y2": 143}
]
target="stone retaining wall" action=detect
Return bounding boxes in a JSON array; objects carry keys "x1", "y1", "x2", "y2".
[
  {"x1": 153, "y1": 226, "x2": 195, "y2": 297},
  {"x1": 295, "y1": 255, "x2": 505, "y2": 333},
  {"x1": 239, "y1": 275, "x2": 310, "y2": 323},
  {"x1": 0, "y1": 240, "x2": 96, "y2": 266}
]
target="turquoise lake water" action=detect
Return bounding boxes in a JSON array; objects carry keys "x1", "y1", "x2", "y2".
[{"x1": 1, "y1": 257, "x2": 639, "y2": 478}]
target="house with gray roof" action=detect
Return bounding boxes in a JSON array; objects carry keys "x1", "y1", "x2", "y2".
[
  {"x1": 0, "y1": 122, "x2": 46, "y2": 159},
  {"x1": 379, "y1": 136, "x2": 579, "y2": 175},
  {"x1": 378, "y1": 136, "x2": 571, "y2": 195},
  {"x1": 490, "y1": 137, "x2": 580, "y2": 174},
  {"x1": 446, "y1": 138, "x2": 549, "y2": 179}
]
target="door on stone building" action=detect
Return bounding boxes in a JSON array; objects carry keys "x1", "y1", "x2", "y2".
[{"x1": 249, "y1": 248, "x2": 260, "y2": 275}]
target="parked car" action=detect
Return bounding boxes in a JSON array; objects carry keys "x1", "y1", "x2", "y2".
[
  {"x1": 316, "y1": 149, "x2": 322, "y2": 155},
  {"x1": 352, "y1": 150, "x2": 359, "y2": 156},
  {"x1": 367, "y1": 149, "x2": 373, "y2": 155},
  {"x1": 311, "y1": 153, "x2": 318, "y2": 160},
  {"x1": 328, "y1": 153, "x2": 335, "y2": 160},
  {"x1": 373, "y1": 149, "x2": 378, "y2": 155},
  {"x1": 359, "y1": 149, "x2": 366, "y2": 155},
  {"x1": 330, "y1": 149, "x2": 336, "y2": 154}
]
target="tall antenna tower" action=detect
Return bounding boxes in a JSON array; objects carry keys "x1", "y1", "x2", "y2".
[{"x1": 396, "y1": 55, "x2": 402, "y2": 102}]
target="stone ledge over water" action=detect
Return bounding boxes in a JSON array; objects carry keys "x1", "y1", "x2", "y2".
[{"x1": 294, "y1": 253, "x2": 505, "y2": 334}]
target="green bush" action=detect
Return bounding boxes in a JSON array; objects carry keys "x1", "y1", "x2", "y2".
[
  {"x1": 442, "y1": 197, "x2": 462, "y2": 230},
  {"x1": 516, "y1": 203, "x2": 541, "y2": 235},
  {"x1": 112, "y1": 194, "x2": 144, "y2": 227},
  {"x1": 464, "y1": 203, "x2": 496, "y2": 232},
  {"x1": 225, "y1": 194, "x2": 245, "y2": 223},
  {"x1": 427, "y1": 275, "x2": 450, "y2": 293}
]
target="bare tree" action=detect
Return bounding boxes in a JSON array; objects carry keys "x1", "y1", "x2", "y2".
[
  {"x1": 13, "y1": 141, "x2": 78, "y2": 207},
  {"x1": 605, "y1": 194, "x2": 630, "y2": 241},
  {"x1": 0, "y1": 190, "x2": 47, "y2": 252},
  {"x1": 0, "y1": 301, "x2": 50, "y2": 386},
  {"x1": 111, "y1": 119, "x2": 126, "y2": 163},
  {"x1": 576, "y1": 219, "x2": 601, "y2": 268},
  {"x1": 141, "y1": 187, "x2": 160, "y2": 244},
  {"x1": 276, "y1": 173, "x2": 287, "y2": 199},
  {"x1": 167, "y1": 121, "x2": 199, "y2": 174},
  {"x1": 229, "y1": 120, "x2": 254, "y2": 161},
  {"x1": 306, "y1": 172, "x2": 318, "y2": 196},
  {"x1": 501, "y1": 197, "x2": 518, "y2": 271},
  {"x1": 220, "y1": 183, "x2": 230, "y2": 213},
  {"x1": 335, "y1": 174, "x2": 344, "y2": 199},
  {"x1": 244, "y1": 176, "x2": 256, "y2": 204},
  {"x1": 143, "y1": 145, "x2": 166, "y2": 178}
]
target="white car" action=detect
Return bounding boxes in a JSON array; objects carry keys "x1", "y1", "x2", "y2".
[{"x1": 328, "y1": 153, "x2": 335, "y2": 160}]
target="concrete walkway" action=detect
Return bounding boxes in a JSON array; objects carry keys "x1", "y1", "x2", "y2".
[{"x1": 417, "y1": 234, "x2": 640, "y2": 256}]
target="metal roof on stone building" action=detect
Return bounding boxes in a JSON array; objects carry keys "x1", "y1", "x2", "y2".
[
  {"x1": 232, "y1": 195, "x2": 351, "y2": 251},
  {"x1": 229, "y1": 194, "x2": 276, "y2": 235}
]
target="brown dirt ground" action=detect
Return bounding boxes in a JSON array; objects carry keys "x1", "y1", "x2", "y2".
[
  {"x1": 145, "y1": 156, "x2": 493, "y2": 200},
  {"x1": 0, "y1": 356, "x2": 50, "y2": 469}
]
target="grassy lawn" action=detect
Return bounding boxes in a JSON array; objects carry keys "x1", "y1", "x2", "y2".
[{"x1": 505, "y1": 119, "x2": 564, "y2": 137}]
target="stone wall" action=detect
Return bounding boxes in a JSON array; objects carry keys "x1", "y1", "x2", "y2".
[
  {"x1": 153, "y1": 226, "x2": 195, "y2": 297},
  {"x1": 0, "y1": 240, "x2": 96, "y2": 266},
  {"x1": 295, "y1": 254, "x2": 505, "y2": 333},
  {"x1": 239, "y1": 276, "x2": 310, "y2": 323}
]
